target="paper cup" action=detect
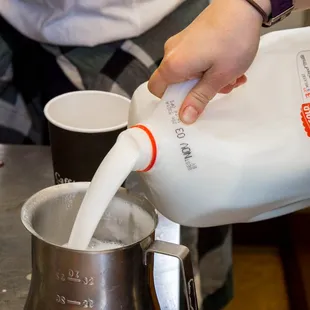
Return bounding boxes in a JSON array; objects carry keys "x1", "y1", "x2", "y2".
[{"x1": 44, "y1": 91, "x2": 130, "y2": 184}]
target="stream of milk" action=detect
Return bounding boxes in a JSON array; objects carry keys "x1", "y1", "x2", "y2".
[{"x1": 67, "y1": 135, "x2": 139, "y2": 250}]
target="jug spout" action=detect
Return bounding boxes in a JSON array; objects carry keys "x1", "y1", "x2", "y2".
[{"x1": 118, "y1": 126, "x2": 155, "y2": 172}]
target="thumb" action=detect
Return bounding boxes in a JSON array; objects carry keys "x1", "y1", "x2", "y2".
[{"x1": 179, "y1": 69, "x2": 232, "y2": 124}]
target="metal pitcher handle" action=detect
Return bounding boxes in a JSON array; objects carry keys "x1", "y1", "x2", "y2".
[{"x1": 145, "y1": 240, "x2": 199, "y2": 310}]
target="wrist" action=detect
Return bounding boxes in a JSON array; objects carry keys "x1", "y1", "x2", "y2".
[
  {"x1": 234, "y1": 0, "x2": 269, "y2": 25},
  {"x1": 209, "y1": 0, "x2": 269, "y2": 29},
  {"x1": 255, "y1": 0, "x2": 272, "y2": 15},
  {"x1": 213, "y1": 0, "x2": 266, "y2": 24},
  {"x1": 243, "y1": 0, "x2": 272, "y2": 23}
]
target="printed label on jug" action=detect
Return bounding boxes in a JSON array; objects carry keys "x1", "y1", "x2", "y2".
[
  {"x1": 165, "y1": 100, "x2": 197, "y2": 170},
  {"x1": 297, "y1": 51, "x2": 310, "y2": 137},
  {"x1": 301, "y1": 103, "x2": 310, "y2": 137}
]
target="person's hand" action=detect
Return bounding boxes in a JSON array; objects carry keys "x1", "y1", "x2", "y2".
[{"x1": 148, "y1": 0, "x2": 271, "y2": 124}]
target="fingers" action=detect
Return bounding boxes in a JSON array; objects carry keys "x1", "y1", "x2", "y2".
[
  {"x1": 148, "y1": 68, "x2": 171, "y2": 98},
  {"x1": 219, "y1": 83, "x2": 236, "y2": 94},
  {"x1": 149, "y1": 49, "x2": 248, "y2": 126},
  {"x1": 179, "y1": 68, "x2": 233, "y2": 124},
  {"x1": 236, "y1": 74, "x2": 247, "y2": 85},
  {"x1": 148, "y1": 65, "x2": 205, "y2": 98},
  {"x1": 150, "y1": 63, "x2": 247, "y2": 125},
  {"x1": 148, "y1": 46, "x2": 210, "y2": 98},
  {"x1": 179, "y1": 73, "x2": 247, "y2": 124},
  {"x1": 219, "y1": 75, "x2": 247, "y2": 94}
]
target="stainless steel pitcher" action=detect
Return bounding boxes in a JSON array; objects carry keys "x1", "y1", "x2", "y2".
[{"x1": 21, "y1": 182, "x2": 198, "y2": 310}]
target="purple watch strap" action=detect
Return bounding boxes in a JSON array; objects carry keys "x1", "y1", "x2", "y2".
[
  {"x1": 270, "y1": 0, "x2": 293, "y2": 18},
  {"x1": 244, "y1": 0, "x2": 293, "y2": 26},
  {"x1": 261, "y1": 0, "x2": 294, "y2": 27}
]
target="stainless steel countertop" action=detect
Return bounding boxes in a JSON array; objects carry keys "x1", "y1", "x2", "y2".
[{"x1": 0, "y1": 144, "x2": 180, "y2": 309}]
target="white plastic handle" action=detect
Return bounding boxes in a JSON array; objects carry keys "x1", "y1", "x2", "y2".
[{"x1": 161, "y1": 79, "x2": 199, "y2": 108}]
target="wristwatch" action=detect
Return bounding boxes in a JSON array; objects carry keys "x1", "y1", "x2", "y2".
[{"x1": 246, "y1": 0, "x2": 294, "y2": 27}]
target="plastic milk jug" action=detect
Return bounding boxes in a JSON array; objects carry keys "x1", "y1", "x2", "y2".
[{"x1": 122, "y1": 27, "x2": 310, "y2": 227}]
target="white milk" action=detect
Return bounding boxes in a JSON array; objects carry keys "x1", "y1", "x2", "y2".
[
  {"x1": 94, "y1": 196, "x2": 156, "y2": 244},
  {"x1": 69, "y1": 27, "x2": 310, "y2": 250},
  {"x1": 63, "y1": 238, "x2": 124, "y2": 251},
  {"x1": 67, "y1": 135, "x2": 142, "y2": 250}
]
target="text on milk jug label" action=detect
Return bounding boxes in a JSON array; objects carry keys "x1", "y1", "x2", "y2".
[
  {"x1": 165, "y1": 100, "x2": 197, "y2": 171},
  {"x1": 297, "y1": 51, "x2": 310, "y2": 137}
]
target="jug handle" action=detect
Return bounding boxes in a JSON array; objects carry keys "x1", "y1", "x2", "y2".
[
  {"x1": 144, "y1": 240, "x2": 199, "y2": 310},
  {"x1": 161, "y1": 79, "x2": 199, "y2": 107}
]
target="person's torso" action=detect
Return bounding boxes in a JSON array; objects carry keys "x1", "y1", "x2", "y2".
[{"x1": 0, "y1": 0, "x2": 184, "y2": 46}]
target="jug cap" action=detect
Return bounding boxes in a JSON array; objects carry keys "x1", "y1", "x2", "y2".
[{"x1": 130, "y1": 124, "x2": 157, "y2": 172}]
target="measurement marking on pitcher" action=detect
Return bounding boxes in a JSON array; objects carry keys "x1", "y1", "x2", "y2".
[
  {"x1": 67, "y1": 277, "x2": 81, "y2": 283},
  {"x1": 67, "y1": 300, "x2": 81, "y2": 306},
  {"x1": 56, "y1": 295, "x2": 94, "y2": 308},
  {"x1": 56, "y1": 269, "x2": 94, "y2": 285}
]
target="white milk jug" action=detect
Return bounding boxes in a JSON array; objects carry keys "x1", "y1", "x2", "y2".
[{"x1": 122, "y1": 27, "x2": 310, "y2": 227}]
